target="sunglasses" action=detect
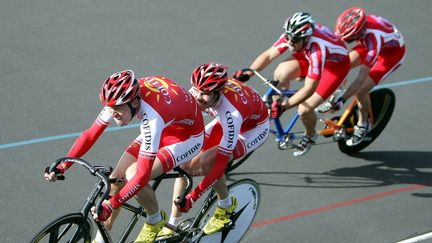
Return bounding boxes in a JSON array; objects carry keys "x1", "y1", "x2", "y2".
[{"x1": 285, "y1": 33, "x2": 303, "y2": 44}]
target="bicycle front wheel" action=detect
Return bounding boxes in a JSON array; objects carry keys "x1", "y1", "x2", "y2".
[
  {"x1": 197, "y1": 179, "x2": 261, "y2": 243},
  {"x1": 30, "y1": 213, "x2": 92, "y2": 243},
  {"x1": 338, "y1": 88, "x2": 396, "y2": 154}
]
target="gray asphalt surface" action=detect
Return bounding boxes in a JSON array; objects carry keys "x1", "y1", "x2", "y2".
[{"x1": 1, "y1": 1, "x2": 432, "y2": 242}]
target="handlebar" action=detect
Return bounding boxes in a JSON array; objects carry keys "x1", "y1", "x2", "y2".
[
  {"x1": 173, "y1": 166, "x2": 193, "y2": 198},
  {"x1": 243, "y1": 68, "x2": 283, "y2": 96},
  {"x1": 48, "y1": 157, "x2": 112, "y2": 216}
]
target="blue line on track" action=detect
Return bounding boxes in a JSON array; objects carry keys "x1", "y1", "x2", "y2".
[{"x1": 1, "y1": 76, "x2": 432, "y2": 150}]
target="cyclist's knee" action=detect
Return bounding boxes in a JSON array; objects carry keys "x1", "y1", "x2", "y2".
[
  {"x1": 199, "y1": 155, "x2": 214, "y2": 175},
  {"x1": 274, "y1": 60, "x2": 301, "y2": 82},
  {"x1": 110, "y1": 182, "x2": 124, "y2": 195},
  {"x1": 298, "y1": 104, "x2": 313, "y2": 117},
  {"x1": 124, "y1": 163, "x2": 137, "y2": 181}
]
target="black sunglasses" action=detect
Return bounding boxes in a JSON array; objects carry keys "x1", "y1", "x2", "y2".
[{"x1": 285, "y1": 33, "x2": 303, "y2": 44}]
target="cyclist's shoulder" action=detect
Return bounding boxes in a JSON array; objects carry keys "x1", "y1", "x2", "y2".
[{"x1": 138, "y1": 75, "x2": 180, "y2": 87}]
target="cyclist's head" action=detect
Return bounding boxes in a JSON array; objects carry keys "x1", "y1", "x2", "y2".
[
  {"x1": 284, "y1": 12, "x2": 315, "y2": 44},
  {"x1": 100, "y1": 70, "x2": 140, "y2": 107},
  {"x1": 335, "y1": 7, "x2": 366, "y2": 41},
  {"x1": 191, "y1": 62, "x2": 228, "y2": 93}
]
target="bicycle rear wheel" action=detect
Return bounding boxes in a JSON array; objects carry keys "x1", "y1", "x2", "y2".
[
  {"x1": 196, "y1": 179, "x2": 260, "y2": 243},
  {"x1": 225, "y1": 151, "x2": 254, "y2": 173},
  {"x1": 30, "y1": 213, "x2": 92, "y2": 243},
  {"x1": 338, "y1": 88, "x2": 396, "y2": 154}
]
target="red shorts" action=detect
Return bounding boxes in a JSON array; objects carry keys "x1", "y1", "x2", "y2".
[
  {"x1": 352, "y1": 45, "x2": 406, "y2": 84},
  {"x1": 292, "y1": 53, "x2": 350, "y2": 99},
  {"x1": 125, "y1": 132, "x2": 204, "y2": 172}
]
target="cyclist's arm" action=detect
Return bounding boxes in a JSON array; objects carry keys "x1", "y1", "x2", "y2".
[
  {"x1": 247, "y1": 46, "x2": 282, "y2": 76},
  {"x1": 57, "y1": 109, "x2": 111, "y2": 173},
  {"x1": 109, "y1": 111, "x2": 164, "y2": 209},
  {"x1": 188, "y1": 148, "x2": 229, "y2": 202},
  {"x1": 284, "y1": 76, "x2": 318, "y2": 109},
  {"x1": 283, "y1": 44, "x2": 321, "y2": 109},
  {"x1": 189, "y1": 111, "x2": 242, "y2": 201}
]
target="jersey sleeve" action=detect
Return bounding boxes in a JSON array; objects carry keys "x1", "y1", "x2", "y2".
[
  {"x1": 306, "y1": 42, "x2": 325, "y2": 80},
  {"x1": 272, "y1": 33, "x2": 289, "y2": 54},
  {"x1": 57, "y1": 108, "x2": 111, "y2": 173},
  {"x1": 189, "y1": 109, "x2": 243, "y2": 201},
  {"x1": 109, "y1": 105, "x2": 166, "y2": 209},
  {"x1": 363, "y1": 33, "x2": 381, "y2": 67}
]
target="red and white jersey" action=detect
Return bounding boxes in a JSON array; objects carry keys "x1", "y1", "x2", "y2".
[
  {"x1": 273, "y1": 24, "x2": 349, "y2": 80},
  {"x1": 204, "y1": 79, "x2": 268, "y2": 155},
  {"x1": 355, "y1": 15, "x2": 405, "y2": 67},
  {"x1": 187, "y1": 79, "x2": 268, "y2": 200},
  {"x1": 58, "y1": 76, "x2": 204, "y2": 208}
]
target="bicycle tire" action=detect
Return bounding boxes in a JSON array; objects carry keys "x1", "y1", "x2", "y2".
[
  {"x1": 30, "y1": 213, "x2": 92, "y2": 243},
  {"x1": 225, "y1": 151, "x2": 254, "y2": 173},
  {"x1": 196, "y1": 179, "x2": 261, "y2": 243},
  {"x1": 337, "y1": 88, "x2": 396, "y2": 154}
]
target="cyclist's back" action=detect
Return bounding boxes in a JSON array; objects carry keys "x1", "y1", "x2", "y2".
[
  {"x1": 136, "y1": 75, "x2": 203, "y2": 141},
  {"x1": 210, "y1": 79, "x2": 268, "y2": 132}
]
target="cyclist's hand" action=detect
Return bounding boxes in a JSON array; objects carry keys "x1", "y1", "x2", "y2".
[
  {"x1": 271, "y1": 99, "x2": 286, "y2": 119},
  {"x1": 174, "y1": 194, "x2": 193, "y2": 213},
  {"x1": 232, "y1": 69, "x2": 251, "y2": 82},
  {"x1": 44, "y1": 167, "x2": 64, "y2": 182},
  {"x1": 91, "y1": 201, "x2": 113, "y2": 222}
]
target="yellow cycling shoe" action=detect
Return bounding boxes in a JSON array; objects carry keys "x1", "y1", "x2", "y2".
[
  {"x1": 135, "y1": 210, "x2": 167, "y2": 243},
  {"x1": 203, "y1": 196, "x2": 238, "y2": 235},
  {"x1": 156, "y1": 226, "x2": 175, "y2": 239}
]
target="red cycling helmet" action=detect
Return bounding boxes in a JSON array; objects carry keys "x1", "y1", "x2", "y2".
[
  {"x1": 191, "y1": 62, "x2": 228, "y2": 92},
  {"x1": 99, "y1": 70, "x2": 140, "y2": 106},
  {"x1": 335, "y1": 7, "x2": 367, "y2": 41}
]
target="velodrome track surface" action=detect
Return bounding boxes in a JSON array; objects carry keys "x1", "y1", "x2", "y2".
[{"x1": 1, "y1": 1, "x2": 432, "y2": 242}]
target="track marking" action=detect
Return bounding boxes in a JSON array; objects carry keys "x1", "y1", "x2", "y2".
[
  {"x1": 251, "y1": 184, "x2": 426, "y2": 228},
  {"x1": 1, "y1": 76, "x2": 432, "y2": 150},
  {"x1": 397, "y1": 232, "x2": 432, "y2": 243}
]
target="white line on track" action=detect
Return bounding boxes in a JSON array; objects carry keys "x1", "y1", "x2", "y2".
[
  {"x1": 397, "y1": 231, "x2": 432, "y2": 243},
  {"x1": 1, "y1": 76, "x2": 432, "y2": 150}
]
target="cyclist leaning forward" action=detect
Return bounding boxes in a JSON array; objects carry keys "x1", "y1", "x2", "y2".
[
  {"x1": 44, "y1": 70, "x2": 206, "y2": 243},
  {"x1": 157, "y1": 62, "x2": 270, "y2": 238},
  {"x1": 233, "y1": 12, "x2": 350, "y2": 156},
  {"x1": 317, "y1": 7, "x2": 406, "y2": 146}
]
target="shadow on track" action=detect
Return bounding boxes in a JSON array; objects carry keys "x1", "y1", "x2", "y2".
[{"x1": 227, "y1": 151, "x2": 432, "y2": 191}]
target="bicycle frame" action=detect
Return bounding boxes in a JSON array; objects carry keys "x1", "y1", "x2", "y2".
[{"x1": 248, "y1": 69, "x2": 374, "y2": 145}]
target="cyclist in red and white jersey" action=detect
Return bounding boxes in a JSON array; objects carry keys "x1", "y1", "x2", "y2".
[
  {"x1": 317, "y1": 7, "x2": 406, "y2": 146},
  {"x1": 44, "y1": 70, "x2": 205, "y2": 243},
  {"x1": 233, "y1": 12, "x2": 350, "y2": 156},
  {"x1": 157, "y1": 62, "x2": 269, "y2": 238}
]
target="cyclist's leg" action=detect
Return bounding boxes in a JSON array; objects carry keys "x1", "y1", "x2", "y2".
[
  {"x1": 161, "y1": 121, "x2": 220, "y2": 234},
  {"x1": 355, "y1": 46, "x2": 405, "y2": 128},
  {"x1": 212, "y1": 119, "x2": 269, "y2": 199},
  {"x1": 129, "y1": 132, "x2": 204, "y2": 216},
  {"x1": 104, "y1": 138, "x2": 141, "y2": 231},
  {"x1": 267, "y1": 54, "x2": 305, "y2": 106},
  {"x1": 164, "y1": 154, "x2": 202, "y2": 228},
  {"x1": 343, "y1": 46, "x2": 367, "y2": 99},
  {"x1": 204, "y1": 121, "x2": 269, "y2": 234},
  {"x1": 298, "y1": 93, "x2": 324, "y2": 138},
  {"x1": 134, "y1": 132, "x2": 204, "y2": 241},
  {"x1": 296, "y1": 56, "x2": 349, "y2": 156},
  {"x1": 125, "y1": 160, "x2": 164, "y2": 216},
  {"x1": 273, "y1": 55, "x2": 303, "y2": 87},
  {"x1": 355, "y1": 77, "x2": 376, "y2": 126}
]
